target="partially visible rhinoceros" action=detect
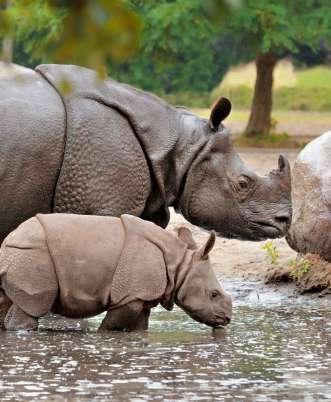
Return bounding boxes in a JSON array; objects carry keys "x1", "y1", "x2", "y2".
[
  {"x1": 287, "y1": 131, "x2": 331, "y2": 261},
  {"x1": 0, "y1": 63, "x2": 291, "y2": 241},
  {"x1": 0, "y1": 213, "x2": 232, "y2": 331}
]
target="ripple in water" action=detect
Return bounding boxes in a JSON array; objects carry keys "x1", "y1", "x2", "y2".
[{"x1": 0, "y1": 300, "x2": 330, "y2": 401}]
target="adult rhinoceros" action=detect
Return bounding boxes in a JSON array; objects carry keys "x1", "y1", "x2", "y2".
[{"x1": 0, "y1": 63, "x2": 291, "y2": 242}]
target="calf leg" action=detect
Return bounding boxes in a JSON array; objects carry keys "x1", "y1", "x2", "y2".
[
  {"x1": 0, "y1": 289, "x2": 12, "y2": 330},
  {"x1": 99, "y1": 301, "x2": 151, "y2": 331},
  {"x1": 4, "y1": 304, "x2": 38, "y2": 331}
]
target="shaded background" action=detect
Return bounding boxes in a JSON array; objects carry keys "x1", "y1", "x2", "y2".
[{"x1": 1, "y1": 0, "x2": 331, "y2": 141}]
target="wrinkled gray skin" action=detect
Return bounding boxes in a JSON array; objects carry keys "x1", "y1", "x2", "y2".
[
  {"x1": 0, "y1": 215, "x2": 231, "y2": 331},
  {"x1": 102, "y1": 229, "x2": 232, "y2": 332},
  {"x1": 0, "y1": 63, "x2": 291, "y2": 242}
]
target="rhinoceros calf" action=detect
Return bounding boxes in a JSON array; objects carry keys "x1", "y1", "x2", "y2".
[{"x1": 0, "y1": 213, "x2": 232, "y2": 331}]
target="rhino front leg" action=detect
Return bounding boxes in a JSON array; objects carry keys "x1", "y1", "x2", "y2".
[
  {"x1": 99, "y1": 301, "x2": 151, "y2": 331},
  {"x1": 0, "y1": 289, "x2": 12, "y2": 330},
  {"x1": 4, "y1": 304, "x2": 39, "y2": 331}
]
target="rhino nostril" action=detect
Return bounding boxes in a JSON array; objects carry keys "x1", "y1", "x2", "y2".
[{"x1": 225, "y1": 316, "x2": 231, "y2": 324}]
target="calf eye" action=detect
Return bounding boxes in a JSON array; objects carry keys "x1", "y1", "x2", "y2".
[
  {"x1": 211, "y1": 290, "x2": 219, "y2": 298},
  {"x1": 238, "y1": 176, "x2": 250, "y2": 190}
]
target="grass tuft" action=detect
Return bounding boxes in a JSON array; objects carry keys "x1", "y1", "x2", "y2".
[{"x1": 234, "y1": 132, "x2": 307, "y2": 149}]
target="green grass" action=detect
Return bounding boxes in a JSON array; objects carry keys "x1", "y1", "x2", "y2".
[
  {"x1": 233, "y1": 133, "x2": 304, "y2": 149},
  {"x1": 297, "y1": 66, "x2": 331, "y2": 89}
]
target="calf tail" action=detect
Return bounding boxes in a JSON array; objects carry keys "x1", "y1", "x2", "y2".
[{"x1": 0, "y1": 248, "x2": 13, "y2": 328}]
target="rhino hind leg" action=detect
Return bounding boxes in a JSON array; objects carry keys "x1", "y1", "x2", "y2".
[
  {"x1": 0, "y1": 289, "x2": 12, "y2": 330},
  {"x1": 4, "y1": 304, "x2": 38, "y2": 331}
]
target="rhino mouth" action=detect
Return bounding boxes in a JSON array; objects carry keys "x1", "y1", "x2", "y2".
[{"x1": 252, "y1": 220, "x2": 287, "y2": 239}]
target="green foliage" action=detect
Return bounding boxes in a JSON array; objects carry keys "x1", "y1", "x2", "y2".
[
  {"x1": 262, "y1": 241, "x2": 279, "y2": 265},
  {"x1": 110, "y1": 0, "x2": 230, "y2": 93},
  {"x1": 219, "y1": 0, "x2": 331, "y2": 137},
  {"x1": 160, "y1": 91, "x2": 211, "y2": 108},
  {"x1": 1, "y1": 0, "x2": 141, "y2": 71},
  {"x1": 223, "y1": 0, "x2": 331, "y2": 59},
  {"x1": 289, "y1": 258, "x2": 311, "y2": 280}
]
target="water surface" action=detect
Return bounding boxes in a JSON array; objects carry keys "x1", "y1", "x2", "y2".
[{"x1": 0, "y1": 281, "x2": 330, "y2": 401}]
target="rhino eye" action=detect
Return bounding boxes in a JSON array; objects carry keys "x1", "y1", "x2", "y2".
[
  {"x1": 211, "y1": 290, "x2": 219, "y2": 298},
  {"x1": 238, "y1": 176, "x2": 250, "y2": 190}
]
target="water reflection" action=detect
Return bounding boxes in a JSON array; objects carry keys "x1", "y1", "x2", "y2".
[{"x1": 0, "y1": 287, "x2": 330, "y2": 401}]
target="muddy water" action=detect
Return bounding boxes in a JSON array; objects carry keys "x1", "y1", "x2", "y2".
[{"x1": 0, "y1": 281, "x2": 330, "y2": 401}]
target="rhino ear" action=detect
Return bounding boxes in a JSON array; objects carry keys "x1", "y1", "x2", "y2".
[
  {"x1": 198, "y1": 231, "x2": 216, "y2": 260},
  {"x1": 209, "y1": 97, "x2": 231, "y2": 131},
  {"x1": 177, "y1": 227, "x2": 198, "y2": 250}
]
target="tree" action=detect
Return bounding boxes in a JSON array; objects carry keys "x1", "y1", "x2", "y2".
[
  {"x1": 222, "y1": 0, "x2": 331, "y2": 136},
  {"x1": 110, "y1": 0, "x2": 232, "y2": 94}
]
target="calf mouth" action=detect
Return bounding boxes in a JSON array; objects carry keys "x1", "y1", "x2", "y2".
[
  {"x1": 186, "y1": 310, "x2": 231, "y2": 328},
  {"x1": 210, "y1": 314, "x2": 231, "y2": 328}
]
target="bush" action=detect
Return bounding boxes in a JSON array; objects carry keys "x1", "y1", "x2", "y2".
[
  {"x1": 274, "y1": 87, "x2": 331, "y2": 111},
  {"x1": 160, "y1": 92, "x2": 211, "y2": 108},
  {"x1": 210, "y1": 85, "x2": 252, "y2": 109}
]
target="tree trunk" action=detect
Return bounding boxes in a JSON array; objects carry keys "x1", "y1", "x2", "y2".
[
  {"x1": 1, "y1": 0, "x2": 13, "y2": 63},
  {"x1": 1, "y1": 37, "x2": 13, "y2": 63},
  {"x1": 245, "y1": 52, "x2": 278, "y2": 137}
]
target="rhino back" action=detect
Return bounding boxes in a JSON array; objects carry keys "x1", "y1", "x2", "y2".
[
  {"x1": 0, "y1": 63, "x2": 65, "y2": 241},
  {"x1": 36, "y1": 64, "x2": 152, "y2": 220},
  {"x1": 37, "y1": 213, "x2": 125, "y2": 318}
]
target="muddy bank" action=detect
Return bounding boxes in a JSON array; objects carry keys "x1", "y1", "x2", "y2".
[{"x1": 266, "y1": 254, "x2": 331, "y2": 294}]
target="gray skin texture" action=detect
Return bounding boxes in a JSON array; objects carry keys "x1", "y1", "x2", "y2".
[
  {"x1": 0, "y1": 63, "x2": 291, "y2": 242},
  {"x1": 0, "y1": 213, "x2": 232, "y2": 331}
]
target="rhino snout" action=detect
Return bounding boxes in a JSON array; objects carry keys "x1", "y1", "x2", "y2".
[
  {"x1": 212, "y1": 292, "x2": 232, "y2": 328},
  {"x1": 274, "y1": 210, "x2": 292, "y2": 230}
]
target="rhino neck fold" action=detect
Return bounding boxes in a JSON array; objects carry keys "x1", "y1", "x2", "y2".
[
  {"x1": 144, "y1": 109, "x2": 210, "y2": 218},
  {"x1": 161, "y1": 247, "x2": 194, "y2": 311}
]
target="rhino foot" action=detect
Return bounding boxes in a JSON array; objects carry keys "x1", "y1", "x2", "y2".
[{"x1": 4, "y1": 304, "x2": 38, "y2": 331}]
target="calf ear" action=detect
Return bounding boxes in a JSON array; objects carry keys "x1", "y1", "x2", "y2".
[
  {"x1": 177, "y1": 227, "x2": 198, "y2": 250},
  {"x1": 198, "y1": 231, "x2": 216, "y2": 260},
  {"x1": 209, "y1": 97, "x2": 231, "y2": 131}
]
